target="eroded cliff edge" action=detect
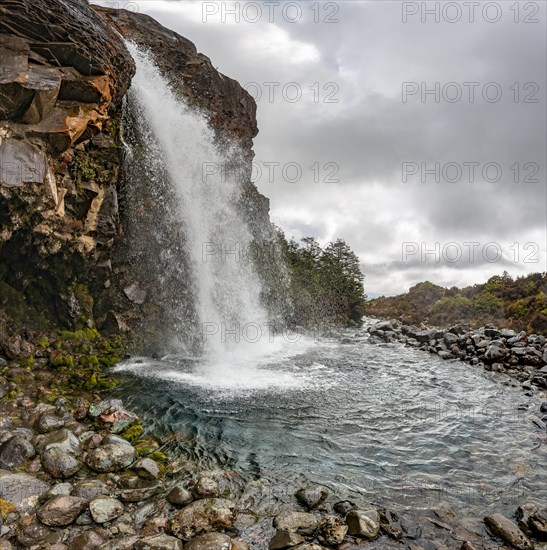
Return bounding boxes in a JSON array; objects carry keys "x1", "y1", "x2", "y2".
[{"x1": 0, "y1": 0, "x2": 273, "y2": 356}]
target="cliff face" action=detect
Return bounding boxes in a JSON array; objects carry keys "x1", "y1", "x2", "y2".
[
  {"x1": 0, "y1": 0, "x2": 135, "y2": 352},
  {"x1": 0, "y1": 0, "x2": 274, "y2": 355}
]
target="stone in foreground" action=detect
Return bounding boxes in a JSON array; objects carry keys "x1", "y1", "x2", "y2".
[
  {"x1": 167, "y1": 485, "x2": 193, "y2": 506},
  {"x1": 0, "y1": 471, "x2": 49, "y2": 513},
  {"x1": 37, "y1": 495, "x2": 87, "y2": 526},
  {"x1": 273, "y1": 511, "x2": 318, "y2": 535},
  {"x1": 169, "y1": 498, "x2": 237, "y2": 541},
  {"x1": 484, "y1": 513, "x2": 533, "y2": 550},
  {"x1": 345, "y1": 509, "x2": 380, "y2": 540},
  {"x1": 135, "y1": 533, "x2": 184, "y2": 549},
  {"x1": 89, "y1": 496, "x2": 124, "y2": 523},
  {"x1": 185, "y1": 532, "x2": 232, "y2": 550},
  {"x1": 295, "y1": 486, "x2": 328, "y2": 510},
  {"x1": 269, "y1": 529, "x2": 304, "y2": 549},
  {"x1": 317, "y1": 515, "x2": 348, "y2": 545},
  {"x1": 85, "y1": 442, "x2": 136, "y2": 472}
]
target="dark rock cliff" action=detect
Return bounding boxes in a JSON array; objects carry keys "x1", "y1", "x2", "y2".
[{"x1": 0, "y1": 0, "x2": 276, "y2": 355}]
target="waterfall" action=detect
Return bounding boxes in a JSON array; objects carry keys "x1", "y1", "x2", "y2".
[{"x1": 124, "y1": 43, "x2": 272, "y2": 362}]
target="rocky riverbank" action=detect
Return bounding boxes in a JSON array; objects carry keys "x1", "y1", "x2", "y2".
[
  {"x1": 365, "y1": 320, "x2": 547, "y2": 395},
  {"x1": 0, "y1": 331, "x2": 546, "y2": 550}
]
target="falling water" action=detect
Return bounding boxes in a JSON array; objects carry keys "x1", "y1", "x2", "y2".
[{"x1": 125, "y1": 43, "x2": 272, "y2": 363}]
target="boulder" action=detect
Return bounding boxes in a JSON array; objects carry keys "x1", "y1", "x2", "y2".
[
  {"x1": 192, "y1": 476, "x2": 219, "y2": 499},
  {"x1": 97, "y1": 535, "x2": 140, "y2": 550},
  {"x1": 41, "y1": 447, "x2": 81, "y2": 478},
  {"x1": 273, "y1": 511, "x2": 318, "y2": 535},
  {"x1": 89, "y1": 496, "x2": 124, "y2": 523},
  {"x1": 69, "y1": 530, "x2": 106, "y2": 549},
  {"x1": 85, "y1": 442, "x2": 135, "y2": 472},
  {"x1": 333, "y1": 500, "x2": 356, "y2": 516},
  {"x1": 484, "y1": 513, "x2": 533, "y2": 550},
  {"x1": 15, "y1": 515, "x2": 51, "y2": 547},
  {"x1": 169, "y1": 498, "x2": 237, "y2": 541},
  {"x1": 0, "y1": 471, "x2": 49, "y2": 513},
  {"x1": 40, "y1": 428, "x2": 81, "y2": 454},
  {"x1": 134, "y1": 458, "x2": 160, "y2": 480},
  {"x1": 88, "y1": 399, "x2": 138, "y2": 433},
  {"x1": 346, "y1": 509, "x2": 380, "y2": 540},
  {"x1": 378, "y1": 508, "x2": 404, "y2": 540},
  {"x1": 484, "y1": 344, "x2": 507, "y2": 363},
  {"x1": 295, "y1": 486, "x2": 328, "y2": 510},
  {"x1": 37, "y1": 495, "x2": 87, "y2": 526},
  {"x1": 167, "y1": 486, "x2": 193, "y2": 506},
  {"x1": 317, "y1": 515, "x2": 348, "y2": 545},
  {"x1": 113, "y1": 476, "x2": 162, "y2": 502},
  {"x1": 269, "y1": 530, "x2": 304, "y2": 549},
  {"x1": 0, "y1": 436, "x2": 36, "y2": 469},
  {"x1": 34, "y1": 412, "x2": 65, "y2": 434},
  {"x1": 184, "y1": 533, "x2": 231, "y2": 550},
  {"x1": 73, "y1": 479, "x2": 109, "y2": 500},
  {"x1": 47, "y1": 482, "x2": 73, "y2": 498}
]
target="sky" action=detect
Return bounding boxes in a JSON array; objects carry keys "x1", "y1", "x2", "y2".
[{"x1": 95, "y1": 0, "x2": 547, "y2": 297}]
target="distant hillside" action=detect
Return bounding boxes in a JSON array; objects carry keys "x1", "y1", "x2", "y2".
[{"x1": 363, "y1": 272, "x2": 547, "y2": 335}]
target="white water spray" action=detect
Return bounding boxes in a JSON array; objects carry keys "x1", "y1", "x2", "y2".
[{"x1": 126, "y1": 43, "x2": 272, "y2": 364}]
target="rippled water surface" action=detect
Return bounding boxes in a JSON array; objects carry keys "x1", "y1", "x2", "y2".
[{"x1": 114, "y1": 327, "x2": 546, "y2": 517}]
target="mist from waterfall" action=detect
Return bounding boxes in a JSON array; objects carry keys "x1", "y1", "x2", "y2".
[{"x1": 125, "y1": 43, "x2": 275, "y2": 365}]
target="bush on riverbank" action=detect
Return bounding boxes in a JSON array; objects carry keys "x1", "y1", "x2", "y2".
[
  {"x1": 278, "y1": 233, "x2": 366, "y2": 327},
  {"x1": 364, "y1": 272, "x2": 547, "y2": 335}
]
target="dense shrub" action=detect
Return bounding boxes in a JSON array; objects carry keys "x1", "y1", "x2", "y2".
[{"x1": 364, "y1": 271, "x2": 547, "y2": 335}]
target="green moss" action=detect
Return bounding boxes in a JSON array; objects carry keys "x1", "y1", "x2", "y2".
[
  {"x1": 134, "y1": 439, "x2": 159, "y2": 456},
  {"x1": 121, "y1": 423, "x2": 143, "y2": 443},
  {"x1": 69, "y1": 155, "x2": 112, "y2": 186},
  {"x1": 58, "y1": 328, "x2": 100, "y2": 341},
  {"x1": 105, "y1": 118, "x2": 122, "y2": 147},
  {"x1": 147, "y1": 451, "x2": 168, "y2": 463},
  {"x1": 99, "y1": 355, "x2": 121, "y2": 367},
  {"x1": 39, "y1": 337, "x2": 49, "y2": 349},
  {"x1": 53, "y1": 355, "x2": 75, "y2": 369},
  {"x1": 18, "y1": 355, "x2": 34, "y2": 368}
]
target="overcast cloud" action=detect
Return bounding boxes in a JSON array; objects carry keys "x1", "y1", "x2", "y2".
[{"x1": 96, "y1": 0, "x2": 547, "y2": 296}]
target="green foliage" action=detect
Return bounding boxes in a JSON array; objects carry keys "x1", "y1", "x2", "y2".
[
  {"x1": 58, "y1": 328, "x2": 100, "y2": 341},
  {"x1": 279, "y1": 233, "x2": 366, "y2": 327},
  {"x1": 69, "y1": 154, "x2": 111, "y2": 187},
  {"x1": 48, "y1": 330, "x2": 123, "y2": 391},
  {"x1": 364, "y1": 272, "x2": 547, "y2": 335},
  {"x1": 122, "y1": 423, "x2": 144, "y2": 443}
]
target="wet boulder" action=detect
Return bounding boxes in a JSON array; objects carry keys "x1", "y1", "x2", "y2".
[
  {"x1": 88, "y1": 399, "x2": 138, "y2": 433},
  {"x1": 15, "y1": 514, "x2": 51, "y2": 547},
  {"x1": 192, "y1": 476, "x2": 219, "y2": 499},
  {"x1": 37, "y1": 495, "x2": 87, "y2": 526},
  {"x1": 167, "y1": 486, "x2": 193, "y2": 506},
  {"x1": 89, "y1": 496, "x2": 124, "y2": 523},
  {"x1": 269, "y1": 530, "x2": 304, "y2": 549},
  {"x1": 0, "y1": 471, "x2": 49, "y2": 514},
  {"x1": 34, "y1": 412, "x2": 66, "y2": 434},
  {"x1": 295, "y1": 486, "x2": 328, "y2": 510},
  {"x1": 317, "y1": 515, "x2": 348, "y2": 545},
  {"x1": 134, "y1": 458, "x2": 160, "y2": 480},
  {"x1": 346, "y1": 509, "x2": 380, "y2": 540},
  {"x1": 0, "y1": 436, "x2": 36, "y2": 469},
  {"x1": 39, "y1": 428, "x2": 81, "y2": 455},
  {"x1": 41, "y1": 447, "x2": 81, "y2": 478},
  {"x1": 69, "y1": 530, "x2": 107, "y2": 549},
  {"x1": 484, "y1": 513, "x2": 533, "y2": 550},
  {"x1": 169, "y1": 498, "x2": 237, "y2": 541},
  {"x1": 273, "y1": 511, "x2": 318, "y2": 535},
  {"x1": 85, "y1": 440, "x2": 135, "y2": 472}
]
